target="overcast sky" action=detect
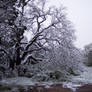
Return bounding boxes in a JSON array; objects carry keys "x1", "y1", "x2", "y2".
[{"x1": 48, "y1": 0, "x2": 92, "y2": 49}]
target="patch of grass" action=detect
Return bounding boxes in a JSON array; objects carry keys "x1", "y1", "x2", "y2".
[
  {"x1": 86, "y1": 62, "x2": 92, "y2": 67},
  {"x1": 15, "y1": 85, "x2": 25, "y2": 89},
  {"x1": 0, "y1": 84, "x2": 26, "y2": 92},
  {"x1": 0, "y1": 86, "x2": 11, "y2": 91}
]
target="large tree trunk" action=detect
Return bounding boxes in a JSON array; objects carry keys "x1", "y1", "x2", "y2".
[
  {"x1": 9, "y1": 60, "x2": 15, "y2": 70},
  {"x1": 15, "y1": 43, "x2": 21, "y2": 65}
]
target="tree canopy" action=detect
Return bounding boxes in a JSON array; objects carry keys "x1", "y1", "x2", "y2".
[{"x1": 0, "y1": 0, "x2": 82, "y2": 80}]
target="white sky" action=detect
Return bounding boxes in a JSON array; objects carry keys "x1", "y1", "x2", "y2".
[{"x1": 48, "y1": 0, "x2": 92, "y2": 49}]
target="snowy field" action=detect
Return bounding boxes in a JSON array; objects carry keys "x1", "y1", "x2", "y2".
[{"x1": 0, "y1": 66, "x2": 92, "y2": 92}]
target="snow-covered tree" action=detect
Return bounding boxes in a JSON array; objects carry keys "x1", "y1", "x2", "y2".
[{"x1": 0, "y1": 0, "x2": 82, "y2": 80}]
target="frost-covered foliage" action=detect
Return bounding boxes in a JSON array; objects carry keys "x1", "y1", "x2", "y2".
[
  {"x1": 0, "y1": 0, "x2": 18, "y2": 68},
  {"x1": 0, "y1": 0, "x2": 82, "y2": 81},
  {"x1": 21, "y1": 0, "x2": 82, "y2": 80}
]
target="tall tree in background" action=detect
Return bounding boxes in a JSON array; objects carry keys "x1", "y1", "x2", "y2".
[{"x1": 84, "y1": 43, "x2": 92, "y2": 66}]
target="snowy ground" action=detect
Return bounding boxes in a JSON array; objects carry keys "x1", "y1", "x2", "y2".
[
  {"x1": 72, "y1": 66, "x2": 92, "y2": 84},
  {"x1": 0, "y1": 66, "x2": 92, "y2": 92},
  {"x1": 63, "y1": 66, "x2": 92, "y2": 91}
]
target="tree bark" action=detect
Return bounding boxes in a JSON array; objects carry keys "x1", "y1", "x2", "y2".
[{"x1": 15, "y1": 43, "x2": 21, "y2": 65}]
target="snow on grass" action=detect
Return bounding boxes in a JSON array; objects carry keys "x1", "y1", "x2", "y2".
[
  {"x1": 0, "y1": 77, "x2": 60, "y2": 87},
  {"x1": 72, "y1": 66, "x2": 92, "y2": 84},
  {"x1": 62, "y1": 82, "x2": 82, "y2": 92},
  {"x1": 62, "y1": 65, "x2": 92, "y2": 91},
  {"x1": 0, "y1": 77, "x2": 35, "y2": 86},
  {"x1": 1, "y1": 66, "x2": 92, "y2": 92}
]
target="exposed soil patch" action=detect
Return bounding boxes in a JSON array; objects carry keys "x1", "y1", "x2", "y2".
[
  {"x1": 76, "y1": 84, "x2": 92, "y2": 92},
  {"x1": 19, "y1": 84, "x2": 72, "y2": 92},
  {"x1": 1, "y1": 83, "x2": 92, "y2": 92}
]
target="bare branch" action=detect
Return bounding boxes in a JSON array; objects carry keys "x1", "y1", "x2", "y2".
[
  {"x1": 21, "y1": 54, "x2": 38, "y2": 65},
  {"x1": 36, "y1": 16, "x2": 40, "y2": 32},
  {"x1": 39, "y1": 15, "x2": 46, "y2": 24},
  {"x1": 24, "y1": 21, "x2": 59, "y2": 51},
  {"x1": 21, "y1": 45, "x2": 48, "y2": 61}
]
